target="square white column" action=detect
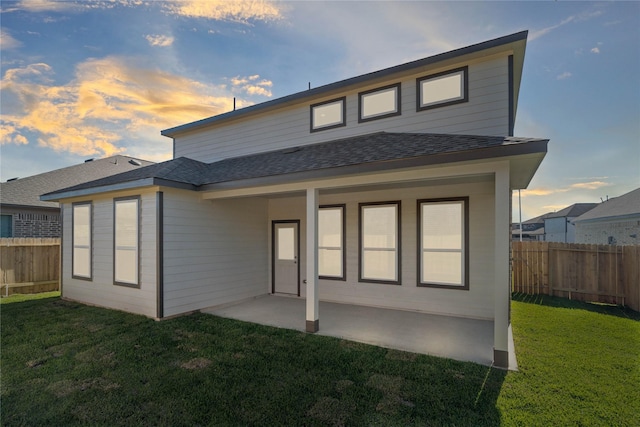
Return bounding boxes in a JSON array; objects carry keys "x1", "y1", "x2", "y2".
[
  {"x1": 494, "y1": 163, "x2": 510, "y2": 368},
  {"x1": 306, "y1": 187, "x2": 319, "y2": 332}
]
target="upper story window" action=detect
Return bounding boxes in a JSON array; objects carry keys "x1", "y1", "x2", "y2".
[
  {"x1": 417, "y1": 66, "x2": 468, "y2": 111},
  {"x1": 358, "y1": 83, "x2": 401, "y2": 123},
  {"x1": 310, "y1": 97, "x2": 346, "y2": 132}
]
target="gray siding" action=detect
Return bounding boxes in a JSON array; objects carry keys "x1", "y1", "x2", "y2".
[
  {"x1": 175, "y1": 57, "x2": 509, "y2": 163},
  {"x1": 268, "y1": 179, "x2": 496, "y2": 320},
  {"x1": 61, "y1": 190, "x2": 157, "y2": 317},
  {"x1": 162, "y1": 189, "x2": 268, "y2": 317}
]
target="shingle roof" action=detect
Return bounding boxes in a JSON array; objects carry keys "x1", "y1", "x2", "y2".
[
  {"x1": 1, "y1": 155, "x2": 154, "y2": 208},
  {"x1": 573, "y1": 188, "x2": 640, "y2": 223},
  {"x1": 42, "y1": 132, "x2": 548, "y2": 199},
  {"x1": 546, "y1": 203, "x2": 598, "y2": 219}
]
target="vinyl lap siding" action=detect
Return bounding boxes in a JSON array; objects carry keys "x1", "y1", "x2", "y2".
[
  {"x1": 174, "y1": 57, "x2": 509, "y2": 163},
  {"x1": 162, "y1": 189, "x2": 268, "y2": 317},
  {"x1": 61, "y1": 190, "x2": 157, "y2": 318},
  {"x1": 268, "y1": 179, "x2": 496, "y2": 320}
]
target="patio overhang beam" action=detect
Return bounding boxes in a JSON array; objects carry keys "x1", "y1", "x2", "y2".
[{"x1": 201, "y1": 160, "x2": 508, "y2": 201}]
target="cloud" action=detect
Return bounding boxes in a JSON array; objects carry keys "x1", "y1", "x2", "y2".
[
  {"x1": 163, "y1": 0, "x2": 284, "y2": 23},
  {"x1": 521, "y1": 181, "x2": 610, "y2": 197},
  {"x1": 556, "y1": 72, "x2": 572, "y2": 80},
  {"x1": 145, "y1": 34, "x2": 175, "y2": 47},
  {"x1": 530, "y1": 8, "x2": 603, "y2": 40},
  {"x1": 11, "y1": 0, "x2": 76, "y2": 12},
  {"x1": 590, "y1": 47, "x2": 600, "y2": 54},
  {"x1": 0, "y1": 57, "x2": 253, "y2": 158},
  {"x1": 230, "y1": 74, "x2": 273, "y2": 97},
  {"x1": 0, "y1": 29, "x2": 22, "y2": 49}
]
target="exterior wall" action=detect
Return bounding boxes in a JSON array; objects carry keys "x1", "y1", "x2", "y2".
[
  {"x1": 0, "y1": 207, "x2": 61, "y2": 238},
  {"x1": 60, "y1": 189, "x2": 158, "y2": 317},
  {"x1": 268, "y1": 179, "x2": 496, "y2": 320},
  {"x1": 162, "y1": 189, "x2": 268, "y2": 317},
  {"x1": 575, "y1": 218, "x2": 640, "y2": 245},
  {"x1": 175, "y1": 56, "x2": 510, "y2": 163},
  {"x1": 544, "y1": 217, "x2": 569, "y2": 242}
]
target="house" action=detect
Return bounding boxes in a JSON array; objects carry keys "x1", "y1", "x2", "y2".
[
  {"x1": 42, "y1": 31, "x2": 548, "y2": 369},
  {"x1": 0, "y1": 156, "x2": 154, "y2": 238},
  {"x1": 512, "y1": 212, "x2": 549, "y2": 241},
  {"x1": 543, "y1": 203, "x2": 597, "y2": 243},
  {"x1": 573, "y1": 188, "x2": 640, "y2": 245}
]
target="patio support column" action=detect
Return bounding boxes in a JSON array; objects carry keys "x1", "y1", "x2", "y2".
[
  {"x1": 305, "y1": 187, "x2": 319, "y2": 332},
  {"x1": 494, "y1": 162, "x2": 511, "y2": 369}
]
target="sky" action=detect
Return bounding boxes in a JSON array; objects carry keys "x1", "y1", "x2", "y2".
[{"x1": 1, "y1": 0, "x2": 639, "y2": 222}]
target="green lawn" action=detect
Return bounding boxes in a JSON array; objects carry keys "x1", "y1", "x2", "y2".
[{"x1": 1, "y1": 293, "x2": 638, "y2": 426}]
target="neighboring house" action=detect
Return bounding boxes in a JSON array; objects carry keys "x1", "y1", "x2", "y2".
[
  {"x1": 544, "y1": 203, "x2": 597, "y2": 243},
  {"x1": 42, "y1": 31, "x2": 548, "y2": 369},
  {"x1": 0, "y1": 156, "x2": 154, "y2": 238},
  {"x1": 574, "y1": 188, "x2": 640, "y2": 245},
  {"x1": 512, "y1": 213, "x2": 549, "y2": 241}
]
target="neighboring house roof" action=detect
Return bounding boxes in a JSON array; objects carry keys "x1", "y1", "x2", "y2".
[
  {"x1": 573, "y1": 188, "x2": 640, "y2": 223},
  {"x1": 42, "y1": 132, "x2": 548, "y2": 201},
  {"x1": 162, "y1": 31, "x2": 528, "y2": 138},
  {"x1": 545, "y1": 203, "x2": 598, "y2": 219},
  {"x1": 1, "y1": 155, "x2": 154, "y2": 209}
]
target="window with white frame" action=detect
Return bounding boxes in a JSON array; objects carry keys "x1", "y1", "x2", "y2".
[
  {"x1": 114, "y1": 197, "x2": 139, "y2": 286},
  {"x1": 359, "y1": 202, "x2": 400, "y2": 284},
  {"x1": 358, "y1": 83, "x2": 401, "y2": 122},
  {"x1": 310, "y1": 97, "x2": 346, "y2": 132},
  {"x1": 72, "y1": 202, "x2": 92, "y2": 279},
  {"x1": 418, "y1": 198, "x2": 468, "y2": 289},
  {"x1": 417, "y1": 66, "x2": 468, "y2": 111},
  {"x1": 318, "y1": 205, "x2": 345, "y2": 280}
]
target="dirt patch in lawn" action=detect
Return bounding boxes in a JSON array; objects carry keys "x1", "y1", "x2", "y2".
[
  {"x1": 366, "y1": 374, "x2": 414, "y2": 415},
  {"x1": 180, "y1": 357, "x2": 212, "y2": 370},
  {"x1": 307, "y1": 396, "x2": 355, "y2": 427},
  {"x1": 48, "y1": 378, "x2": 120, "y2": 397}
]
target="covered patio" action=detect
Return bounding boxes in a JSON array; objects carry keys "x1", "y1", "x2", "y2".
[{"x1": 202, "y1": 295, "x2": 518, "y2": 369}]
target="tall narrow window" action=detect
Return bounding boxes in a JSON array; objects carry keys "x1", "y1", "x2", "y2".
[
  {"x1": 359, "y1": 202, "x2": 401, "y2": 284},
  {"x1": 318, "y1": 205, "x2": 345, "y2": 280},
  {"x1": 72, "y1": 202, "x2": 92, "y2": 279},
  {"x1": 418, "y1": 198, "x2": 468, "y2": 289},
  {"x1": 417, "y1": 67, "x2": 468, "y2": 111},
  {"x1": 114, "y1": 197, "x2": 139, "y2": 287}
]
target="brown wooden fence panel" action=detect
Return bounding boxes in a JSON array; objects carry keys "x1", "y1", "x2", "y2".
[
  {"x1": 512, "y1": 241, "x2": 639, "y2": 311},
  {"x1": 0, "y1": 238, "x2": 60, "y2": 296}
]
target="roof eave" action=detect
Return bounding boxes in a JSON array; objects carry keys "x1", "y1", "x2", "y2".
[
  {"x1": 161, "y1": 31, "x2": 528, "y2": 138},
  {"x1": 40, "y1": 178, "x2": 198, "y2": 201},
  {"x1": 199, "y1": 138, "x2": 547, "y2": 192}
]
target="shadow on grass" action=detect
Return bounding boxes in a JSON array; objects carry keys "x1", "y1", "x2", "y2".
[{"x1": 512, "y1": 292, "x2": 640, "y2": 321}]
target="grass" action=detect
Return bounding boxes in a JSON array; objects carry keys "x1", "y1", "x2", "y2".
[{"x1": 1, "y1": 293, "x2": 638, "y2": 426}]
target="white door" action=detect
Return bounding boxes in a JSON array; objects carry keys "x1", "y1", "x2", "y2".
[{"x1": 273, "y1": 221, "x2": 299, "y2": 295}]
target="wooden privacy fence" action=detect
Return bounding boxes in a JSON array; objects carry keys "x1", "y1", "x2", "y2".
[
  {"x1": 512, "y1": 241, "x2": 640, "y2": 312},
  {"x1": 0, "y1": 238, "x2": 60, "y2": 296}
]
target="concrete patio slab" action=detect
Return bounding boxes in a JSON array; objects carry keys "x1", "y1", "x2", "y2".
[{"x1": 203, "y1": 295, "x2": 517, "y2": 369}]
